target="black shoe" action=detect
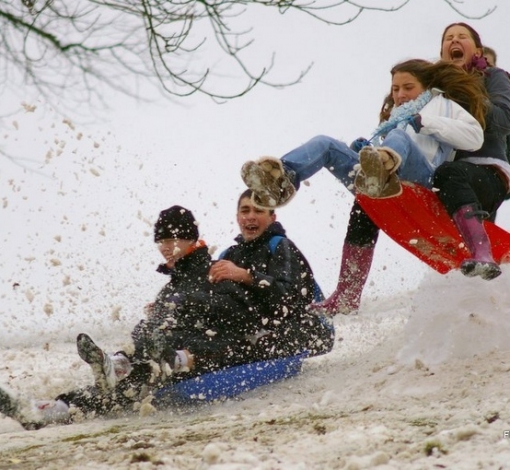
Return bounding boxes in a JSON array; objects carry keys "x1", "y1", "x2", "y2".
[
  {"x1": 77, "y1": 333, "x2": 117, "y2": 392},
  {"x1": 0, "y1": 387, "x2": 20, "y2": 421}
]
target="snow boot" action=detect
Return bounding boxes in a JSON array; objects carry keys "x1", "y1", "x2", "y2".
[
  {"x1": 309, "y1": 242, "x2": 375, "y2": 315},
  {"x1": 241, "y1": 156, "x2": 296, "y2": 209},
  {"x1": 77, "y1": 333, "x2": 132, "y2": 392},
  {"x1": 30, "y1": 400, "x2": 71, "y2": 427},
  {"x1": 0, "y1": 387, "x2": 70, "y2": 430},
  {"x1": 452, "y1": 204, "x2": 501, "y2": 280},
  {"x1": 355, "y1": 146, "x2": 402, "y2": 198}
]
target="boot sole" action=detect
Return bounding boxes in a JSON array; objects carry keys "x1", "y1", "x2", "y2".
[
  {"x1": 77, "y1": 333, "x2": 115, "y2": 391},
  {"x1": 77, "y1": 333, "x2": 104, "y2": 364},
  {"x1": 358, "y1": 148, "x2": 388, "y2": 197},
  {"x1": 460, "y1": 260, "x2": 502, "y2": 280},
  {"x1": 241, "y1": 161, "x2": 279, "y2": 208},
  {"x1": 241, "y1": 159, "x2": 295, "y2": 208}
]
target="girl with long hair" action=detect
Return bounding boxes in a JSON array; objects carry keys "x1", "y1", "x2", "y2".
[{"x1": 241, "y1": 55, "x2": 488, "y2": 314}]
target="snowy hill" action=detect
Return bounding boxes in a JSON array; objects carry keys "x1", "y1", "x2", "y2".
[{"x1": 2, "y1": 267, "x2": 510, "y2": 468}]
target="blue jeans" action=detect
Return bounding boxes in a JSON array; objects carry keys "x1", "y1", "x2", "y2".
[
  {"x1": 281, "y1": 135, "x2": 358, "y2": 193},
  {"x1": 383, "y1": 129, "x2": 436, "y2": 187},
  {"x1": 282, "y1": 130, "x2": 438, "y2": 193}
]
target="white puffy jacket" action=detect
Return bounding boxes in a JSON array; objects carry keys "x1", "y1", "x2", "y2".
[{"x1": 408, "y1": 89, "x2": 484, "y2": 168}]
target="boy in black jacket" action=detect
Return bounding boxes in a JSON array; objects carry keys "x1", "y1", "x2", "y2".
[{"x1": 0, "y1": 199, "x2": 334, "y2": 429}]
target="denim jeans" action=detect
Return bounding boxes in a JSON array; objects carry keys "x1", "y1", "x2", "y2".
[
  {"x1": 383, "y1": 129, "x2": 438, "y2": 188},
  {"x1": 281, "y1": 130, "x2": 441, "y2": 193},
  {"x1": 281, "y1": 135, "x2": 359, "y2": 193}
]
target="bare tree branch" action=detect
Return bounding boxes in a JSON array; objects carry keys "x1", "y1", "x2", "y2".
[
  {"x1": 0, "y1": 0, "x2": 497, "y2": 114},
  {"x1": 442, "y1": 0, "x2": 497, "y2": 19},
  {"x1": 0, "y1": 147, "x2": 52, "y2": 177}
]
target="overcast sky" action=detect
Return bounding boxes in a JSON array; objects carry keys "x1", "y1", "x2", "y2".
[{"x1": 1, "y1": 0, "x2": 509, "y2": 346}]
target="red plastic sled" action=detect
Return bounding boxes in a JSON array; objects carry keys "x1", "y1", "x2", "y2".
[{"x1": 356, "y1": 182, "x2": 510, "y2": 274}]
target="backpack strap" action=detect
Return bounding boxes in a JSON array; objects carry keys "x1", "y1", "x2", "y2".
[
  {"x1": 218, "y1": 236, "x2": 324, "y2": 303},
  {"x1": 218, "y1": 236, "x2": 284, "y2": 261},
  {"x1": 268, "y1": 236, "x2": 324, "y2": 303},
  {"x1": 268, "y1": 235, "x2": 284, "y2": 254}
]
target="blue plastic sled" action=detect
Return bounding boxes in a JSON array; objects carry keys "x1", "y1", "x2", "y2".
[{"x1": 153, "y1": 352, "x2": 307, "y2": 407}]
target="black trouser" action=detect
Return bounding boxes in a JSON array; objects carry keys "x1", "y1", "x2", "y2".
[
  {"x1": 134, "y1": 314, "x2": 334, "y2": 376},
  {"x1": 58, "y1": 313, "x2": 334, "y2": 417},
  {"x1": 433, "y1": 161, "x2": 507, "y2": 218},
  {"x1": 344, "y1": 201, "x2": 380, "y2": 247},
  {"x1": 55, "y1": 361, "x2": 154, "y2": 416},
  {"x1": 344, "y1": 162, "x2": 508, "y2": 244}
]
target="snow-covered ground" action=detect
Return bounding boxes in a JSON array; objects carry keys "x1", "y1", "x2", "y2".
[
  {"x1": 2, "y1": 104, "x2": 510, "y2": 469},
  {"x1": 3, "y1": 4, "x2": 510, "y2": 467},
  {"x1": 2, "y1": 267, "x2": 510, "y2": 469}
]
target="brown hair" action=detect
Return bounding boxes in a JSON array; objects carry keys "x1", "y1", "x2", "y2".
[
  {"x1": 379, "y1": 59, "x2": 488, "y2": 128},
  {"x1": 237, "y1": 189, "x2": 275, "y2": 215},
  {"x1": 440, "y1": 22, "x2": 483, "y2": 54},
  {"x1": 483, "y1": 46, "x2": 497, "y2": 66}
]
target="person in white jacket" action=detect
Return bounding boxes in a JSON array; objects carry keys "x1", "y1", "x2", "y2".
[{"x1": 240, "y1": 58, "x2": 488, "y2": 315}]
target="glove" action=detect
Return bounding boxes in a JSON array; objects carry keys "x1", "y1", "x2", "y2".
[
  {"x1": 350, "y1": 137, "x2": 371, "y2": 152},
  {"x1": 406, "y1": 114, "x2": 423, "y2": 133}
]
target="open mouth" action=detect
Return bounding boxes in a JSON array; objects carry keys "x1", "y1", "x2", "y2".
[
  {"x1": 243, "y1": 224, "x2": 261, "y2": 237},
  {"x1": 450, "y1": 48, "x2": 464, "y2": 60}
]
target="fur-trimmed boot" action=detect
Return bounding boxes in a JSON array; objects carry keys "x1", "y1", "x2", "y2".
[
  {"x1": 309, "y1": 242, "x2": 375, "y2": 315},
  {"x1": 453, "y1": 204, "x2": 501, "y2": 280},
  {"x1": 355, "y1": 146, "x2": 403, "y2": 198},
  {"x1": 241, "y1": 157, "x2": 296, "y2": 209}
]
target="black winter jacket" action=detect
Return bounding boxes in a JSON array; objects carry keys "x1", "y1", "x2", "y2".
[
  {"x1": 151, "y1": 245, "x2": 213, "y2": 328},
  {"x1": 218, "y1": 222, "x2": 317, "y2": 323},
  {"x1": 133, "y1": 226, "x2": 332, "y2": 365},
  {"x1": 455, "y1": 67, "x2": 510, "y2": 163}
]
